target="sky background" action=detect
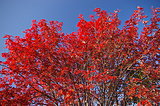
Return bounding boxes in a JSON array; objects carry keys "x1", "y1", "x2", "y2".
[{"x1": 0, "y1": 0, "x2": 159, "y2": 64}]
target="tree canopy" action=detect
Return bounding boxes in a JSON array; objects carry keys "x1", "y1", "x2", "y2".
[{"x1": 0, "y1": 7, "x2": 160, "y2": 105}]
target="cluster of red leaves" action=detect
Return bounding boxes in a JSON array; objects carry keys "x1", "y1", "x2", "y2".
[{"x1": 0, "y1": 7, "x2": 159, "y2": 105}]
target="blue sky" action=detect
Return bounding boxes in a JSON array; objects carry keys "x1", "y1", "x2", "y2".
[{"x1": 0, "y1": 0, "x2": 159, "y2": 62}]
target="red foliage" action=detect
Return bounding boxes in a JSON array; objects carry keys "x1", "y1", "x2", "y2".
[{"x1": 0, "y1": 7, "x2": 159, "y2": 105}]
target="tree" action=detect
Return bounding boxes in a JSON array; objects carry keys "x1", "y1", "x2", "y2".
[{"x1": 0, "y1": 7, "x2": 159, "y2": 106}]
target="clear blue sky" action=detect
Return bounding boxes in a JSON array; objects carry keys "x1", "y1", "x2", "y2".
[{"x1": 0, "y1": 0, "x2": 159, "y2": 62}]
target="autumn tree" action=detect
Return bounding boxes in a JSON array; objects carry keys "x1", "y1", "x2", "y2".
[{"x1": 0, "y1": 7, "x2": 159, "y2": 106}]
